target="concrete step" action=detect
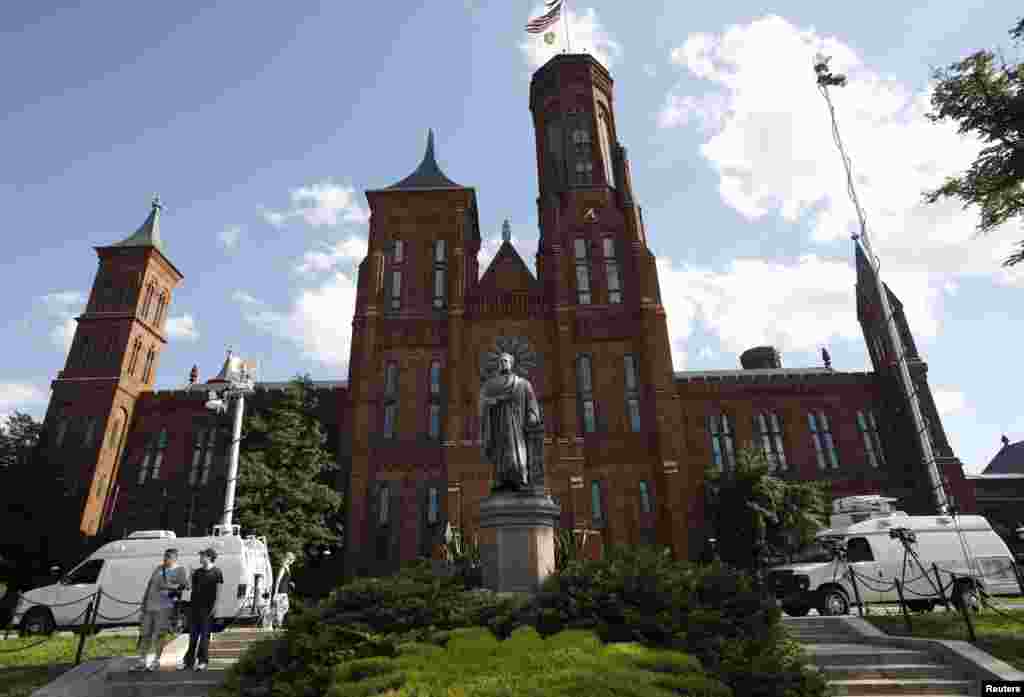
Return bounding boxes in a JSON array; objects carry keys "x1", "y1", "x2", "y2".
[
  {"x1": 804, "y1": 645, "x2": 938, "y2": 667},
  {"x1": 828, "y1": 679, "x2": 975, "y2": 696},
  {"x1": 818, "y1": 665, "x2": 958, "y2": 681},
  {"x1": 208, "y1": 648, "x2": 247, "y2": 659},
  {"x1": 208, "y1": 638, "x2": 276, "y2": 650},
  {"x1": 105, "y1": 668, "x2": 228, "y2": 697}
]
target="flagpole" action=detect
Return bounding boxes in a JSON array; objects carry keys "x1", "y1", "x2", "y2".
[{"x1": 563, "y1": 0, "x2": 572, "y2": 53}]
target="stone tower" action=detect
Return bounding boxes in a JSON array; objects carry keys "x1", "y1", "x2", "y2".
[
  {"x1": 42, "y1": 197, "x2": 183, "y2": 543},
  {"x1": 527, "y1": 55, "x2": 688, "y2": 555}
]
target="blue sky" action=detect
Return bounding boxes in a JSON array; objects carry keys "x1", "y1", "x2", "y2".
[{"x1": 1, "y1": 1, "x2": 1021, "y2": 473}]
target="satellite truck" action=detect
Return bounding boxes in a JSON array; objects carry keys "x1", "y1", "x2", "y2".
[
  {"x1": 767, "y1": 495, "x2": 1022, "y2": 617},
  {"x1": 12, "y1": 524, "x2": 291, "y2": 636}
]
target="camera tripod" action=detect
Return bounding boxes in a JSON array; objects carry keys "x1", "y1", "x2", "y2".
[{"x1": 891, "y1": 528, "x2": 943, "y2": 607}]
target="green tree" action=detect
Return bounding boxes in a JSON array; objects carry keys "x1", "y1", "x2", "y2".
[
  {"x1": 236, "y1": 376, "x2": 343, "y2": 571},
  {"x1": 704, "y1": 445, "x2": 829, "y2": 571},
  {"x1": 0, "y1": 411, "x2": 43, "y2": 469},
  {"x1": 923, "y1": 16, "x2": 1024, "y2": 267}
]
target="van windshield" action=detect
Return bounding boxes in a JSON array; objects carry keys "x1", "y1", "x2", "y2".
[{"x1": 790, "y1": 540, "x2": 838, "y2": 564}]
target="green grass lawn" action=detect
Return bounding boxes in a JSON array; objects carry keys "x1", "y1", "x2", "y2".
[
  {"x1": 863, "y1": 608, "x2": 1024, "y2": 671},
  {"x1": 0, "y1": 633, "x2": 139, "y2": 697}
]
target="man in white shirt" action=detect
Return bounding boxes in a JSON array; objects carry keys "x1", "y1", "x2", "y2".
[{"x1": 134, "y1": 548, "x2": 189, "y2": 671}]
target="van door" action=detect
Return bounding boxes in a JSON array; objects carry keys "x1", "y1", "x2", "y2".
[
  {"x1": 56, "y1": 559, "x2": 104, "y2": 628},
  {"x1": 97, "y1": 559, "x2": 151, "y2": 627},
  {"x1": 844, "y1": 537, "x2": 883, "y2": 604}
]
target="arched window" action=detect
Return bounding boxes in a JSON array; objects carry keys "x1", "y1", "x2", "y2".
[
  {"x1": 598, "y1": 107, "x2": 615, "y2": 187},
  {"x1": 754, "y1": 411, "x2": 787, "y2": 470},
  {"x1": 808, "y1": 411, "x2": 839, "y2": 470},
  {"x1": 857, "y1": 410, "x2": 885, "y2": 468},
  {"x1": 379, "y1": 483, "x2": 390, "y2": 525},
  {"x1": 603, "y1": 238, "x2": 622, "y2": 304},
  {"x1": 142, "y1": 347, "x2": 156, "y2": 383},
  {"x1": 154, "y1": 291, "x2": 166, "y2": 325},
  {"x1": 574, "y1": 239, "x2": 591, "y2": 305},
  {"x1": 639, "y1": 480, "x2": 652, "y2": 514},
  {"x1": 708, "y1": 414, "x2": 736, "y2": 470},
  {"x1": 141, "y1": 283, "x2": 155, "y2": 319},
  {"x1": 383, "y1": 362, "x2": 399, "y2": 439},
  {"x1": 54, "y1": 416, "x2": 70, "y2": 448},
  {"x1": 433, "y1": 240, "x2": 447, "y2": 309},
  {"x1": 77, "y1": 335, "x2": 93, "y2": 369},
  {"x1": 577, "y1": 355, "x2": 596, "y2": 434},
  {"x1": 428, "y1": 360, "x2": 442, "y2": 440},
  {"x1": 623, "y1": 354, "x2": 640, "y2": 432},
  {"x1": 83, "y1": 416, "x2": 98, "y2": 448},
  {"x1": 591, "y1": 480, "x2": 605, "y2": 525}
]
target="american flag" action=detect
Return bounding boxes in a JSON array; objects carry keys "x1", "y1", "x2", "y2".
[{"x1": 525, "y1": 0, "x2": 562, "y2": 33}]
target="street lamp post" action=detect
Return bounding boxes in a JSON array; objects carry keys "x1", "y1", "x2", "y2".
[{"x1": 201, "y1": 351, "x2": 255, "y2": 528}]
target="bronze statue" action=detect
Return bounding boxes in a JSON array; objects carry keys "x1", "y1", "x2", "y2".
[{"x1": 480, "y1": 352, "x2": 542, "y2": 491}]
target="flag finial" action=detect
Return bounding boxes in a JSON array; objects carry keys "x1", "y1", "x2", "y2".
[{"x1": 502, "y1": 219, "x2": 511, "y2": 243}]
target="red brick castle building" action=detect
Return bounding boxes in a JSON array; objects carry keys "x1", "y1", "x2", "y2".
[{"x1": 31, "y1": 54, "x2": 976, "y2": 572}]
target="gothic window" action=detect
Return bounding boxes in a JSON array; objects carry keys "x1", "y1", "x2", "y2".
[
  {"x1": 142, "y1": 283, "x2": 155, "y2": 319},
  {"x1": 572, "y1": 127, "x2": 591, "y2": 147},
  {"x1": 623, "y1": 354, "x2": 640, "y2": 432},
  {"x1": 97, "y1": 279, "x2": 115, "y2": 312},
  {"x1": 142, "y1": 347, "x2": 156, "y2": 383},
  {"x1": 54, "y1": 416, "x2": 70, "y2": 448},
  {"x1": 545, "y1": 120, "x2": 565, "y2": 185},
  {"x1": 383, "y1": 362, "x2": 398, "y2": 439},
  {"x1": 104, "y1": 335, "x2": 117, "y2": 369},
  {"x1": 137, "y1": 429, "x2": 167, "y2": 484},
  {"x1": 574, "y1": 238, "x2": 591, "y2": 305},
  {"x1": 427, "y1": 486, "x2": 440, "y2": 525},
  {"x1": 155, "y1": 291, "x2": 166, "y2": 326},
  {"x1": 708, "y1": 414, "x2": 736, "y2": 470},
  {"x1": 83, "y1": 416, "x2": 98, "y2": 448},
  {"x1": 591, "y1": 480, "x2": 605, "y2": 525},
  {"x1": 390, "y1": 271, "x2": 402, "y2": 312},
  {"x1": 128, "y1": 339, "x2": 142, "y2": 376},
  {"x1": 577, "y1": 354, "x2": 596, "y2": 434},
  {"x1": 603, "y1": 237, "x2": 622, "y2": 304},
  {"x1": 379, "y1": 483, "x2": 390, "y2": 525},
  {"x1": 393, "y1": 239, "x2": 404, "y2": 263},
  {"x1": 433, "y1": 239, "x2": 447, "y2": 309},
  {"x1": 77, "y1": 335, "x2": 93, "y2": 370},
  {"x1": 857, "y1": 409, "x2": 885, "y2": 468},
  {"x1": 808, "y1": 411, "x2": 839, "y2": 470},
  {"x1": 428, "y1": 360, "x2": 442, "y2": 441},
  {"x1": 598, "y1": 108, "x2": 615, "y2": 188},
  {"x1": 639, "y1": 480, "x2": 652, "y2": 514},
  {"x1": 574, "y1": 159, "x2": 594, "y2": 185},
  {"x1": 190, "y1": 427, "x2": 221, "y2": 486},
  {"x1": 754, "y1": 411, "x2": 787, "y2": 471}
]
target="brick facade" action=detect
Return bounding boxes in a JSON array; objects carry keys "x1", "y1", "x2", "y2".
[{"x1": 32, "y1": 54, "x2": 976, "y2": 572}]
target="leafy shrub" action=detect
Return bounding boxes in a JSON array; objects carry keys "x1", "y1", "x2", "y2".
[{"x1": 324, "y1": 628, "x2": 723, "y2": 697}]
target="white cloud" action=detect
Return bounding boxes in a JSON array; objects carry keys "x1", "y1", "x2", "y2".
[
  {"x1": 165, "y1": 314, "x2": 200, "y2": 342},
  {"x1": 659, "y1": 15, "x2": 1022, "y2": 286},
  {"x1": 232, "y1": 291, "x2": 263, "y2": 306},
  {"x1": 0, "y1": 383, "x2": 47, "y2": 426},
  {"x1": 263, "y1": 180, "x2": 369, "y2": 228},
  {"x1": 38, "y1": 291, "x2": 85, "y2": 354},
  {"x1": 934, "y1": 388, "x2": 968, "y2": 417},
  {"x1": 240, "y1": 272, "x2": 358, "y2": 368},
  {"x1": 295, "y1": 236, "x2": 368, "y2": 277},
  {"x1": 218, "y1": 225, "x2": 243, "y2": 251},
  {"x1": 519, "y1": 7, "x2": 622, "y2": 71}
]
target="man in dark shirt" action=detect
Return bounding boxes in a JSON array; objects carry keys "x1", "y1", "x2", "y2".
[{"x1": 179, "y1": 548, "x2": 223, "y2": 671}]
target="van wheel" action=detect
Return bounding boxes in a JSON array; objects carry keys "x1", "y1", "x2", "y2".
[
  {"x1": 782, "y1": 604, "x2": 811, "y2": 617},
  {"x1": 817, "y1": 589, "x2": 850, "y2": 616},
  {"x1": 21, "y1": 608, "x2": 55, "y2": 636}
]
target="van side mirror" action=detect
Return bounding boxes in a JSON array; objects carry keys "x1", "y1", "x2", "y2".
[{"x1": 50, "y1": 565, "x2": 61, "y2": 576}]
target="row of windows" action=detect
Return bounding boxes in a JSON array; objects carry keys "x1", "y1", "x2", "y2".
[
  {"x1": 574, "y1": 237, "x2": 622, "y2": 305},
  {"x1": 51, "y1": 414, "x2": 120, "y2": 451},
  {"x1": 374, "y1": 478, "x2": 651, "y2": 531},
  {"x1": 92, "y1": 278, "x2": 168, "y2": 327},
  {"x1": 70, "y1": 333, "x2": 157, "y2": 382},
  {"x1": 136, "y1": 426, "x2": 229, "y2": 486},
  {"x1": 382, "y1": 360, "x2": 444, "y2": 440},
  {"x1": 127, "y1": 338, "x2": 158, "y2": 382},
  {"x1": 387, "y1": 239, "x2": 448, "y2": 312},
  {"x1": 708, "y1": 409, "x2": 886, "y2": 472}
]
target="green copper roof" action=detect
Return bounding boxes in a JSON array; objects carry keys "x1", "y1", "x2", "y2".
[
  {"x1": 385, "y1": 130, "x2": 464, "y2": 190},
  {"x1": 113, "y1": 196, "x2": 166, "y2": 253}
]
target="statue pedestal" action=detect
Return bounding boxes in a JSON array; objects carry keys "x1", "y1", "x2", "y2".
[{"x1": 478, "y1": 489, "x2": 561, "y2": 594}]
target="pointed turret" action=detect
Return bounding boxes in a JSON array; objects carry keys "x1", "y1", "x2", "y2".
[
  {"x1": 113, "y1": 195, "x2": 166, "y2": 253},
  {"x1": 502, "y1": 219, "x2": 512, "y2": 243},
  {"x1": 384, "y1": 130, "x2": 465, "y2": 190}
]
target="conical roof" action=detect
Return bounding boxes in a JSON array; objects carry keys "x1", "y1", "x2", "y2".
[
  {"x1": 113, "y1": 196, "x2": 166, "y2": 253},
  {"x1": 384, "y1": 130, "x2": 464, "y2": 190}
]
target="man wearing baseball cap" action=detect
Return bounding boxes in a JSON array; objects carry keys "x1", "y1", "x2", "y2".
[{"x1": 178, "y1": 548, "x2": 223, "y2": 671}]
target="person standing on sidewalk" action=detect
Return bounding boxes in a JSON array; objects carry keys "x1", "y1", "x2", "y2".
[
  {"x1": 178, "y1": 548, "x2": 223, "y2": 671},
  {"x1": 135, "y1": 549, "x2": 189, "y2": 671}
]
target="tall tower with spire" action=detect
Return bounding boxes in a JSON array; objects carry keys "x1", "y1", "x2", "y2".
[{"x1": 41, "y1": 197, "x2": 183, "y2": 546}]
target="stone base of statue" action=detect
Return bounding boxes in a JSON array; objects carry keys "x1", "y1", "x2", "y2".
[{"x1": 478, "y1": 488, "x2": 561, "y2": 594}]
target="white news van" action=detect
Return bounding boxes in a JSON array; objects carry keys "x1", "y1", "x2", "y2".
[
  {"x1": 768, "y1": 495, "x2": 1022, "y2": 617},
  {"x1": 13, "y1": 526, "x2": 275, "y2": 635}
]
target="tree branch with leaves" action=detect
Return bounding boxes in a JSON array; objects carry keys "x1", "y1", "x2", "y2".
[{"x1": 923, "y1": 15, "x2": 1024, "y2": 267}]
